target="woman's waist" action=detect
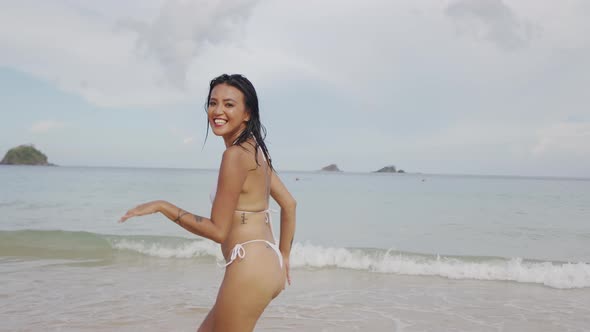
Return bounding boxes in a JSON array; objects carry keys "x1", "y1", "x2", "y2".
[
  {"x1": 221, "y1": 228, "x2": 276, "y2": 258},
  {"x1": 231, "y1": 209, "x2": 270, "y2": 224}
]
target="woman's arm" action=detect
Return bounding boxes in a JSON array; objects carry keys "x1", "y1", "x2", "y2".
[
  {"x1": 159, "y1": 201, "x2": 223, "y2": 242},
  {"x1": 120, "y1": 200, "x2": 223, "y2": 242},
  {"x1": 119, "y1": 146, "x2": 249, "y2": 244},
  {"x1": 270, "y1": 171, "x2": 297, "y2": 258}
]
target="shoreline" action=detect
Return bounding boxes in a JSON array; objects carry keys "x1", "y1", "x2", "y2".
[{"x1": 3, "y1": 260, "x2": 588, "y2": 331}]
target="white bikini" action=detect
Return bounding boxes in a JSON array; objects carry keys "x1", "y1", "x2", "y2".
[
  {"x1": 211, "y1": 148, "x2": 283, "y2": 269},
  {"x1": 218, "y1": 209, "x2": 283, "y2": 269}
]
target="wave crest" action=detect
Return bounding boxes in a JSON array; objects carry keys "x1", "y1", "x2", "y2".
[
  {"x1": 108, "y1": 237, "x2": 220, "y2": 259},
  {"x1": 290, "y1": 243, "x2": 590, "y2": 289},
  {"x1": 2, "y1": 230, "x2": 589, "y2": 289}
]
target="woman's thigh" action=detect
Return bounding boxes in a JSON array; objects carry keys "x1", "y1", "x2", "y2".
[{"x1": 196, "y1": 305, "x2": 215, "y2": 332}]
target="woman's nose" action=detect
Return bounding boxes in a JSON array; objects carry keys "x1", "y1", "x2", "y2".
[{"x1": 210, "y1": 105, "x2": 223, "y2": 115}]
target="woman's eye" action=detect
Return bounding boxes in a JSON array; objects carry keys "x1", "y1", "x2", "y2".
[
  {"x1": 225, "y1": 103, "x2": 233, "y2": 108},
  {"x1": 208, "y1": 101, "x2": 216, "y2": 107}
]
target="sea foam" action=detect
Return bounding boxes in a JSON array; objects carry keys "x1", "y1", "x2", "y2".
[
  {"x1": 109, "y1": 237, "x2": 221, "y2": 259},
  {"x1": 109, "y1": 238, "x2": 590, "y2": 289},
  {"x1": 290, "y1": 243, "x2": 590, "y2": 289},
  {"x1": 2, "y1": 230, "x2": 588, "y2": 289}
]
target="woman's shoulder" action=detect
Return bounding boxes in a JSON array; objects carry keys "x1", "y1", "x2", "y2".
[{"x1": 222, "y1": 142, "x2": 257, "y2": 167}]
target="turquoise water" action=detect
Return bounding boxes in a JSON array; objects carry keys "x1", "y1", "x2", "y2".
[{"x1": 1, "y1": 166, "x2": 590, "y2": 331}]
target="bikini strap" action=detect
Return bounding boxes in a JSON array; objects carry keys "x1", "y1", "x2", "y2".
[{"x1": 218, "y1": 239, "x2": 283, "y2": 268}]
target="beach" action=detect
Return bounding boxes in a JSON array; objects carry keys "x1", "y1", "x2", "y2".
[
  {"x1": 3, "y1": 254, "x2": 589, "y2": 331},
  {"x1": 1, "y1": 166, "x2": 589, "y2": 331}
]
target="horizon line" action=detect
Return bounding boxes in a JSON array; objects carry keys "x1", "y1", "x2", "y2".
[{"x1": 3, "y1": 164, "x2": 589, "y2": 181}]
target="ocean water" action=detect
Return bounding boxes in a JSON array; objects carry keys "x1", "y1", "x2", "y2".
[{"x1": 1, "y1": 165, "x2": 589, "y2": 331}]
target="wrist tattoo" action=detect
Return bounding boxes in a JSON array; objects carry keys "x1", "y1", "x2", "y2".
[
  {"x1": 241, "y1": 212, "x2": 247, "y2": 224},
  {"x1": 174, "y1": 209, "x2": 189, "y2": 225},
  {"x1": 173, "y1": 208, "x2": 182, "y2": 223},
  {"x1": 193, "y1": 214, "x2": 202, "y2": 223}
]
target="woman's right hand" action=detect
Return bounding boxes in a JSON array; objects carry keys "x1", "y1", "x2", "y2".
[{"x1": 119, "y1": 200, "x2": 163, "y2": 223}]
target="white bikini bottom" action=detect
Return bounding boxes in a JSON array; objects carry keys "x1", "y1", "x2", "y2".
[{"x1": 219, "y1": 239, "x2": 283, "y2": 268}]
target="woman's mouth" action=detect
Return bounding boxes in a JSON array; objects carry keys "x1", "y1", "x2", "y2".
[{"x1": 213, "y1": 118, "x2": 227, "y2": 127}]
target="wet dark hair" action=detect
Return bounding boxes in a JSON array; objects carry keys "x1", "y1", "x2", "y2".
[{"x1": 204, "y1": 74, "x2": 273, "y2": 171}]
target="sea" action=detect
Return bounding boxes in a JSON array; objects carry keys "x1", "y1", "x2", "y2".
[{"x1": 1, "y1": 165, "x2": 589, "y2": 331}]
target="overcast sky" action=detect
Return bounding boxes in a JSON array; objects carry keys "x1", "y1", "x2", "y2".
[{"x1": 1, "y1": 0, "x2": 589, "y2": 177}]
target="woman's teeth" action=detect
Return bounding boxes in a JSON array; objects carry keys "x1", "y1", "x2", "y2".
[{"x1": 214, "y1": 119, "x2": 227, "y2": 125}]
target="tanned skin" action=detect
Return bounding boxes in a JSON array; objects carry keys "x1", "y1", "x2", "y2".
[{"x1": 119, "y1": 83, "x2": 296, "y2": 332}]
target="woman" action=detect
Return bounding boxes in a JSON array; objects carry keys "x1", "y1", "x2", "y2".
[{"x1": 119, "y1": 74, "x2": 297, "y2": 331}]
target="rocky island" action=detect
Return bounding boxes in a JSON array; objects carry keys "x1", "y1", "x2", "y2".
[
  {"x1": 375, "y1": 165, "x2": 405, "y2": 173},
  {"x1": 1, "y1": 145, "x2": 55, "y2": 166},
  {"x1": 320, "y1": 164, "x2": 342, "y2": 172}
]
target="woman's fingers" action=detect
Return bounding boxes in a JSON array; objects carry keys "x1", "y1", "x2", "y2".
[
  {"x1": 119, "y1": 201, "x2": 160, "y2": 223},
  {"x1": 282, "y1": 256, "x2": 291, "y2": 286},
  {"x1": 119, "y1": 210, "x2": 135, "y2": 223},
  {"x1": 119, "y1": 206, "x2": 141, "y2": 223}
]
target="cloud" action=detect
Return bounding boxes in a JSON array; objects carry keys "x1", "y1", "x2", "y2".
[
  {"x1": 0, "y1": 0, "x2": 274, "y2": 108},
  {"x1": 120, "y1": 0, "x2": 261, "y2": 88},
  {"x1": 30, "y1": 120, "x2": 66, "y2": 133},
  {"x1": 0, "y1": 1, "x2": 180, "y2": 108},
  {"x1": 0, "y1": 0, "x2": 319, "y2": 109},
  {"x1": 166, "y1": 124, "x2": 198, "y2": 145},
  {"x1": 2, "y1": 1, "x2": 590, "y2": 176},
  {"x1": 532, "y1": 122, "x2": 590, "y2": 157},
  {"x1": 445, "y1": 0, "x2": 533, "y2": 50}
]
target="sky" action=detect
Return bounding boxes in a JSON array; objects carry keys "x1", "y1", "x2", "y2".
[{"x1": 1, "y1": 0, "x2": 589, "y2": 177}]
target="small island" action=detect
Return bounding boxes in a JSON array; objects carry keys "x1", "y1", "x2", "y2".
[
  {"x1": 1, "y1": 145, "x2": 55, "y2": 166},
  {"x1": 374, "y1": 165, "x2": 405, "y2": 173},
  {"x1": 320, "y1": 164, "x2": 342, "y2": 172}
]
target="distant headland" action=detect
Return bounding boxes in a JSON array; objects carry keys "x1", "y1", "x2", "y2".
[
  {"x1": 320, "y1": 164, "x2": 342, "y2": 172},
  {"x1": 318, "y1": 164, "x2": 408, "y2": 173},
  {"x1": 374, "y1": 165, "x2": 405, "y2": 173},
  {"x1": 1, "y1": 145, "x2": 56, "y2": 166}
]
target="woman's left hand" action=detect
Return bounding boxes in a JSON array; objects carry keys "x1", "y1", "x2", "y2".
[
  {"x1": 119, "y1": 200, "x2": 163, "y2": 223},
  {"x1": 283, "y1": 255, "x2": 291, "y2": 287}
]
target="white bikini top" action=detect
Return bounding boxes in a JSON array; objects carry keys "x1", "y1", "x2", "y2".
[
  {"x1": 210, "y1": 144, "x2": 270, "y2": 203},
  {"x1": 209, "y1": 145, "x2": 277, "y2": 240},
  {"x1": 209, "y1": 152, "x2": 269, "y2": 203}
]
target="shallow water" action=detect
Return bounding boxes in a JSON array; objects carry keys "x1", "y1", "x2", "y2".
[{"x1": 2, "y1": 257, "x2": 589, "y2": 331}]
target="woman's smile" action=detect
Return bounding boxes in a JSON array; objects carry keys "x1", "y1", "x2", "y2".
[
  {"x1": 207, "y1": 83, "x2": 250, "y2": 145},
  {"x1": 212, "y1": 117, "x2": 228, "y2": 127}
]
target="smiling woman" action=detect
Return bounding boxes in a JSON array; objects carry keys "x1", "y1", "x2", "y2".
[
  {"x1": 119, "y1": 74, "x2": 296, "y2": 332},
  {"x1": 207, "y1": 83, "x2": 251, "y2": 143},
  {"x1": 205, "y1": 74, "x2": 273, "y2": 164}
]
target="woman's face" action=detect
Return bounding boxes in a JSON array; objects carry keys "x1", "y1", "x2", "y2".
[{"x1": 208, "y1": 83, "x2": 250, "y2": 140}]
